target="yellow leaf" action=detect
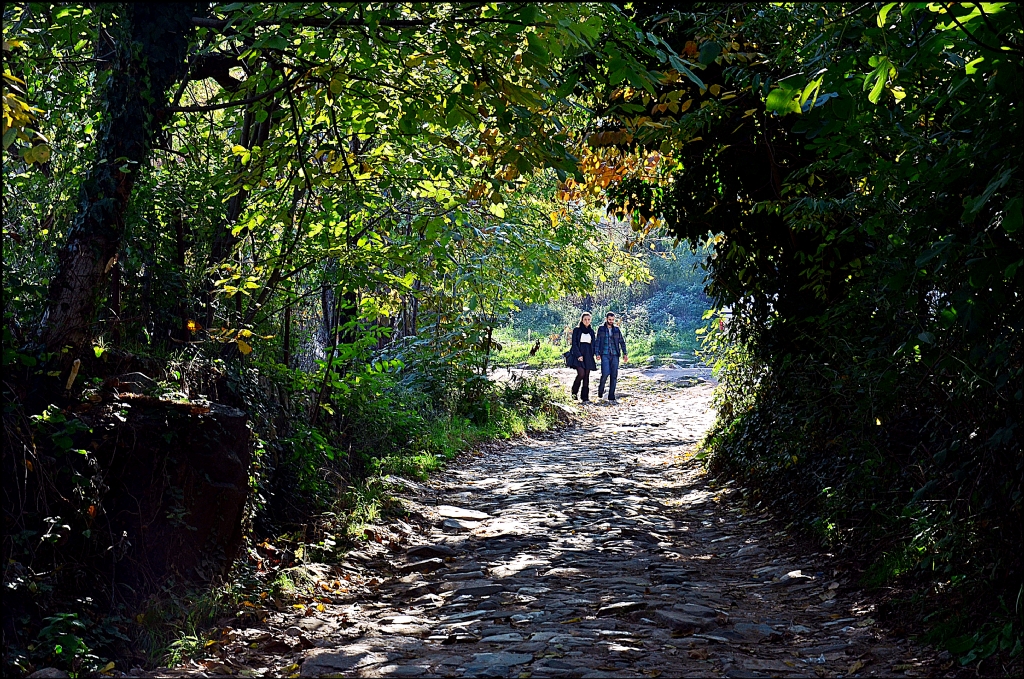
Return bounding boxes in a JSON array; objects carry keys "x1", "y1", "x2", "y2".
[
  {"x1": 329, "y1": 78, "x2": 343, "y2": 94},
  {"x1": 550, "y1": 211, "x2": 559, "y2": 227},
  {"x1": 680, "y1": 99, "x2": 693, "y2": 112},
  {"x1": 31, "y1": 144, "x2": 50, "y2": 163},
  {"x1": 847, "y1": 660, "x2": 865, "y2": 675},
  {"x1": 100, "y1": 661, "x2": 116, "y2": 674},
  {"x1": 709, "y1": 84, "x2": 721, "y2": 96},
  {"x1": 236, "y1": 339, "x2": 253, "y2": 355},
  {"x1": 560, "y1": 617, "x2": 581, "y2": 624}
]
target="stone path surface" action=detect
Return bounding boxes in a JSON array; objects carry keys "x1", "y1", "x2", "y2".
[{"x1": 163, "y1": 378, "x2": 951, "y2": 678}]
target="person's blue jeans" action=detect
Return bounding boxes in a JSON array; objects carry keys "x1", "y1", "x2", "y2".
[{"x1": 600, "y1": 354, "x2": 620, "y2": 399}]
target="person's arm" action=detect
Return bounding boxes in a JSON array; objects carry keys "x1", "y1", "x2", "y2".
[
  {"x1": 571, "y1": 328, "x2": 583, "y2": 361},
  {"x1": 617, "y1": 328, "x2": 628, "y2": 360}
]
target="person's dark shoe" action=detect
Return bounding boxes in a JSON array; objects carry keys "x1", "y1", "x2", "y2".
[
  {"x1": 598, "y1": 389, "x2": 604, "y2": 399},
  {"x1": 609, "y1": 397, "x2": 617, "y2": 404}
]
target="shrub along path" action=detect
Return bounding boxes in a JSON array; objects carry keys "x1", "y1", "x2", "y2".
[{"x1": 159, "y1": 379, "x2": 950, "y2": 678}]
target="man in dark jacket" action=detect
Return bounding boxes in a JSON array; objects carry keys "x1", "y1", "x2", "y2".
[{"x1": 595, "y1": 312, "x2": 628, "y2": 402}]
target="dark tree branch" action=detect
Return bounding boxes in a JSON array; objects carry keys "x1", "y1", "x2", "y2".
[
  {"x1": 192, "y1": 52, "x2": 245, "y2": 90},
  {"x1": 168, "y1": 71, "x2": 302, "y2": 112},
  {"x1": 943, "y1": 2, "x2": 1024, "y2": 55},
  {"x1": 191, "y1": 15, "x2": 544, "y2": 31}
]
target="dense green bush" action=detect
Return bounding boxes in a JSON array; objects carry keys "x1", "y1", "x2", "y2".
[{"x1": 629, "y1": 3, "x2": 1023, "y2": 664}]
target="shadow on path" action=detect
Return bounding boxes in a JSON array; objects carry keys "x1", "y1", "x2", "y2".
[{"x1": 160, "y1": 382, "x2": 949, "y2": 678}]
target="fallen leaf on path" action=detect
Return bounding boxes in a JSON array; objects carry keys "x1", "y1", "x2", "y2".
[
  {"x1": 847, "y1": 660, "x2": 865, "y2": 674},
  {"x1": 261, "y1": 638, "x2": 296, "y2": 653},
  {"x1": 688, "y1": 649, "x2": 709, "y2": 660},
  {"x1": 202, "y1": 661, "x2": 233, "y2": 674}
]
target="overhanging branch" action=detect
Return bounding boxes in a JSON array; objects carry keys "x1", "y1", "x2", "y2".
[
  {"x1": 168, "y1": 72, "x2": 302, "y2": 113},
  {"x1": 191, "y1": 15, "x2": 542, "y2": 31}
]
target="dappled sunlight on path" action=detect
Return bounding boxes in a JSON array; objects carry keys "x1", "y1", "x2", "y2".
[{"x1": 160, "y1": 381, "x2": 948, "y2": 678}]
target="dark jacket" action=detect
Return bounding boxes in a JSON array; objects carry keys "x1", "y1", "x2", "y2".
[
  {"x1": 570, "y1": 326, "x2": 597, "y2": 371},
  {"x1": 595, "y1": 324, "x2": 627, "y2": 357}
]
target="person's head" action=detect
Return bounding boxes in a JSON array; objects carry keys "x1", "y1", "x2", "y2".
[
  {"x1": 579, "y1": 312, "x2": 592, "y2": 328},
  {"x1": 605, "y1": 312, "x2": 616, "y2": 326}
]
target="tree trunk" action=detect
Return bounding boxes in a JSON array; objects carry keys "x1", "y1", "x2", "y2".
[
  {"x1": 174, "y1": 213, "x2": 191, "y2": 341},
  {"x1": 481, "y1": 325, "x2": 494, "y2": 376},
  {"x1": 41, "y1": 3, "x2": 197, "y2": 352},
  {"x1": 283, "y1": 304, "x2": 292, "y2": 368},
  {"x1": 108, "y1": 259, "x2": 122, "y2": 347},
  {"x1": 206, "y1": 105, "x2": 277, "y2": 332}
]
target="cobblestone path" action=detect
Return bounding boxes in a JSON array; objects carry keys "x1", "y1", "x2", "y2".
[{"x1": 169, "y1": 380, "x2": 949, "y2": 678}]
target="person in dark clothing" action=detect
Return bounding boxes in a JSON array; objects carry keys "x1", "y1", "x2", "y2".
[
  {"x1": 595, "y1": 311, "x2": 628, "y2": 402},
  {"x1": 569, "y1": 312, "x2": 597, "y2": 403}
]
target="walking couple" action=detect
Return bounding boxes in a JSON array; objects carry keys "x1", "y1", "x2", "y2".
[{"x1": 569, "y1": 311, "x2": 628, "y2": 404}]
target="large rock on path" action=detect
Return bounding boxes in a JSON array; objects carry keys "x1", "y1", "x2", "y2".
[{"x1": 437, "y1": 505, "x2": 489, "y2": 520}]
